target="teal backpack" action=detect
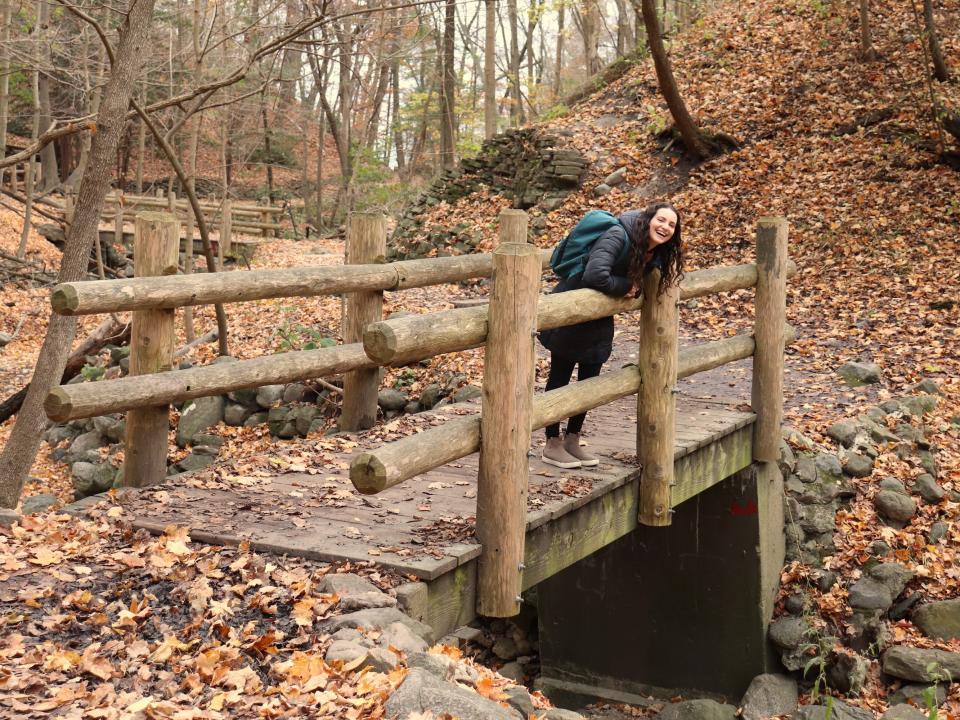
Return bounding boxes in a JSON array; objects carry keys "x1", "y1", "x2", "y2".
[{"x1": 549, "y1": 210, "x2": 631, "y2": 279}]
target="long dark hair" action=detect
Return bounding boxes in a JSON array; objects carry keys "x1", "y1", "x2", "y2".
[{"x1": 626, "y1": 202, "x2": 684, "y2": 297}]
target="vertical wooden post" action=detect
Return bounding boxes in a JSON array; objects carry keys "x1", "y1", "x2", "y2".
[
  {"x1": 114, "y1": 191, "x2": 124, "y2": 243},
  {"x1": 498, "y1": 208, "x2": 528, "y2": 245},
  {"x1": 182, "y1": 191, "x2": 196, "y2": 342},
  {"x1": 220, "y1": 198, "x2": 232, "y2": 260},
  {"x1": 261, "y1": 204, "x2": 270, "y2": 237},
  {"x1": 752, "y1": 217, "x2": 788, "y2": 462},
  {"x1": 476, "y1": 211, "x2": 538, "y2": 617},
  {"x1": 340, "y1": 212, "x2": 387, "y2": 431},
  {"x1": 9, "y1": 162, "x2": 17, "y2": 192},
  {"x1": 638, "y1": 269, "x2": 679, "y2": 527},
  {"x1": 123, "y1": 212, "x2": 179, "y2": 487}
]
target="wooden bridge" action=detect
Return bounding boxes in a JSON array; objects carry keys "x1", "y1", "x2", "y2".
[{"x1": 49, "y1": 209, "x2": 792, "y2": 697}]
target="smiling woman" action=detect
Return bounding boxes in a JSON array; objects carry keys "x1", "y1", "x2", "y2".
[{"x1": 537, "y1": 202, "x2": 685, "y2": 469}]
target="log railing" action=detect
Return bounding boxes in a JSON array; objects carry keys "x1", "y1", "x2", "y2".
[{"x1": 44, "y1": 209, "x2": 792, "y2": 618}]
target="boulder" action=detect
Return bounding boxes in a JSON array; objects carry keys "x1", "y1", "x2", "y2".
[
  {"x1": 657, "y1": 699, "x2": 737, "y2": 720},
  {"x1": 267, "y1": 407, "x2": 291, "y2": 436},
  {"x1": 293, "y1": 406, "x2": 319, "y2": 437},
  {"x1": 881, "y1": 705, "x2": 928, "y2": 720},
  {"x1": 325, "y1": 640, "x2": 368, "y2": 667},
  {"x1": 795, "y1": 455, "x2": 817, "y2": 483},
  {"x1": 92, "y1": 416, "x2": 125, "y2": 442},
  {"x1": 227, "y1": 387, "x2": 260, "y2": 408},
  {"x1": 21, "y1": 494, "x2": 58, "y2": 514},
  {"x1": 366, "y1": 647, "x2": 400, "y2": 673},
  {"x1": 71, "y1": 461, "x2": 116, "y2": 497},
  {"x1": 175, "y1": 396, "x2": 225, "y2": 447},
  {"x1": 330, "y1": 607, "x2": 434, "y2": 644},
  {"x1": 224, "y1": 402, "x2": 253, "y2": 426},
  {"x1": 320, "y1": 573, "x2": 381, "y2": 596},
  {"x1": 827, "y1": 651, "x2": 869, "y2": 694},
  {"x1": 282, "y1": 383, "x2": 309, "y2": 404},
  {"x1": 880, "y1": 477, "x2": 907, "y2": 494},
  {"x1": 827, "y1": 421, "x2": 859, "y2": 447},
  {"x1": 874, "y1": 491, "x2": 917, "y2": 525},
  {"x1": 593, "y1": 183, "x2": 612, "y2": 197},
  {"x1": 800, "y1": 505, "x2": 836, "y2": 534},
  {"x1": 882, "y1": 646, "x2": 960, "y2": 682},
  {"x1": 339, "y1": 592, "x2": 398, "y2": 612},
  {"x1": 419, "y1": 384, "x2": 442, "y2": 410},
  {"x1": 901, "y1": 395, "x2": 938, "y2": 416},
  {"x1": 814, "y1": 453, "x2": 843, "y2": 482},
  {"x1": 768, "y1": 617, "x2": 808, "y2": 650},
  {"x1": 795, "y1": 700, "x2": 873, "y2": 720},
  {"x1": 911, "y1": 379, "x2": 940, "y2": 395},
  {"x1": 869, "y1": 563, "x2": 914, "y2": 597},
  {"x1": 453, "y1": 384, "x2": 482, "y2": 403},
  {"x1": 887, "y1": 683, "x2": 946, "y2": 708},
  {"x1": 603, "y1": 167, "x2": 627, "y2": 186},
  {"x1": 256, "y1": 384, "x2": 285, "y2": 408},
  {"x1": 378, "y1": 389, "x2": 408, "y2": 412},
  {"x1": 836, "y1": 361, "x2": 883, "y2": 387},
  {"x1": 175, "y1": 451, "x2": 217, "y2": 473},
  {"x1": 243, "y1": 412, "x2": 268, "y2": 427},
  {"x1": 843, "y1": 453, "x2": 873, "y2": 478},
  {"x1": 66, "y1": 430, "x2": 107, "y2": 461},
  {"x1": 379, "y1": 621, "x2": 429, "y2": 656},
  {"x1": 740, "y1": 673, "x2": 798, "y2": 720},
  {"x1": 912, "y1": 599, "x2": 960, "y2": 640},
  {"x1": 408, "y1": 651, "x2": 456, "y2": 681},
  {"x1": 914, "y1": 474, "x2": 944, "y2": 504},
  {"x1": 384, "y1": 668, "x2": 522, "y2": 720}
]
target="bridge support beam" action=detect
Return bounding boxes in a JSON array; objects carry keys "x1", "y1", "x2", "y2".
[{"x1": 536, "y1": 461, "x2": 784, "y2": 704}]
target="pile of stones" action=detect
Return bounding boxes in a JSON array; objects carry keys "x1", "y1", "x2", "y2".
[
  {"x1": 389, "y1": 127, "x2": 588, "y2": 260},
  {"x1": 769, "y1": 377, "x2": 957, "y2": 718}
]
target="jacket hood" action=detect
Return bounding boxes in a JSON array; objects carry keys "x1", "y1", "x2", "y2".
[{"x1": 618, "y1": 210, "x2": 644, "y2": 245}]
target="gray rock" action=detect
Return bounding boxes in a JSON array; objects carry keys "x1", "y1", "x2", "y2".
[
  {"x1": 243, "y1": 412, "x2": 267, "y2": 428},
  {"x1": 777, "y1": 438, "x2": 797, "y2": 476},
  {"x1": 914, "y1": 474, "x2": 944, "y2": 504},
  {"x1": 330, "y1": 628, "x2": 366, "y2": 644},
  {"x1": 379, "y1": 621, "x2": 429, "y2": 656},
  {"x1": 881, "y1": 705, "x2": 928, "y2": 720},
  {"x1": 366, "y1": 647, "x2": 400, "y2": 673},
  {"x1": 175, "y1": 396, "x2": 224, "y2": 447},
  {"x1": 795, "y1": 700, "x2": 873, "y2": 720},
  {"x1": 330, "y1": 607, "x2": 435, "y2": 644},
  {"x1": 308, "y1": 418, "x2": 326, "y2": 435},
  {"x1": 848, "y1": 578, "x2": 893, "y2": 611},
  {"x1": 784, "y1": 593, "x2": 806, "y2": 614},
  {"x1": 837, "y1": 361, "x2": 883, "y2": 387},
  {"x1": 224, "y1": 402, "x2": 253, "y2": 426},
  {"x1": 403, "y1": 401, "x2": 420, "y2": 414},
  {"x1": 816, "y1": 571, "x2": 838, "y2": 592},
  {"x1": 859, "y1": 418, "x2": 900, "y2": 444},
  {"x1": 888, "y1": 683, "x2": 946, "y2": 707},
  {"x1": 0, "y1": 331, "x2": 12, "y2": 347},
  {"x1": 378, "y1": 389, "x2": 408, "y2": 412},
  {"x1": 256, "y1": 384, "x2": 285, "y2": 408},
  {"x1": 880, "y1": 477, "x2": 907, "y2": 493},
  {"x1": 227, "y1": 387, "x2": 260, "y2": 408},
  {"x1": 67, "y1": 430, "x2": 107, "y2": 460},
  {"x1": 544, "y1": 710, "x2": 584, "y2": 720},
  {"x1": 71, "y1": 461, "x2": 115, "y2": 496},
  {"x1": 384, "y1": 668, "x2": 522, "y2": 720},
  {"x1": 453, "y1": 384, "x2": 482, "y2": 403},
  {"x1": 911, "y1": 379, "x2": 940, "y2": 395},
  {"x1": 768, "y1": 617, "x2": 808, "y2": 650},
  {"x1": 419, "y1": 384, "x2": 442, "y2": 410},
  {"x1": 870, "y1": 540, "x2": 894, "y2": 557},
  {"x1": 740, "y1": 673, "x2": 798, "y2": 720},
  {"x1": 325, "y1": 640, "x2": 368, "y2": 666},
  {"x1": 497, "y1": 661, "x2": 523, "y2": 681},
  {"x1": 293, "y1": 406, "x2": 319, "y2": 436},
  {"x1": 21, "y1": 494, "x2": 58, "y2": 514},
  {"x1": 929, "y1": 522, "x2": 949, "y2": 544},
  {"x1": 407, "y1": 651, "x2": 456, "y2": 681},
  {"x1": 603, "y1": 167, "x2": 627, "y2": 187},
  {"x1": 321, "y1": 573, "x2": 381, "y2": 596},
  {"x1": 795, "y1": 455, "x2": 817, "y2": 483},
  {"x1": 913, "y1": 599, "x2": 960, "y2": 640},
  {"x1": 918, "y1": 449, "x2": 938, "y2": 478},
  {"x1": 92, "y1": 415, "x2": 124, "y2": 442},
  {"x1": 796, "y1": 479, "x2": 840, "y2": 505},
  {"x1": 827, "y1": 651, "x2": 869, "y2": 694},
  {"x1": 882, "y1": 646, "x2": 960, "y2": 682},
  {"x1": 282, "y1": 383, "x2": 308, "y2": 404},
  {"x1": 452, "y1": 626, "x2": 484, "y2": 644},
  {"x1": 874, "y1": 491, "x2": 917, "y2": 525},
  {"x1": 176, "y1": 452, "x2": 217, "y2": 472},
  {"x1": 503, "y1": 686, "x2": 537, "y2": 719},
  {"x1": 337, "y1": 591, "x2": 397, "y2": 612},
  {"x1": 843, "y1": 453, "x2": 874, "y2": 478},
  {"x1": 800, "y1": 504, "x2": 836, "y2": 534},
  {"x1": 44, "y1": 424, "x2": 78, "y2": 446},
  {"x1": 593, "y1": 183, "x2": 612, "y2": 197},
  {"x1": 267, "y1": 406, "x2": 290, "y2": 436},
  {"x1": 827, "y1": 421, "x2": 859, "y2": 447},
  {"x1": 492, "y1": 636, "x2": 518, "y2": 660},
  {"x1": 880, "y1": 400, "x2": 902, "y2": 413},
  {"x1": 192, "y1": 433, "x2": 225, "y2": 448},
  {"x1": 815, "y1": 453, "x2": 844, "y2": 482},
  {"x1": 865, "y1": 406, "x2": 887, "y2": 420},
  {"x1": 869, "y1": 563, "x2": 914, "y2": 597},
  {"x1": 901, "y1": 395, "x2": 938, "y2": 416},
  {"x1": 395, "y1": 581, "x2": 428, "y2": 622},
  {"x1": 656, "y1": 699, "x2": 737, "y2": 720}
]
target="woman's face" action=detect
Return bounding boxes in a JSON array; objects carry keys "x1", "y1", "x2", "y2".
[{"x1": 648, "y1": 208, "x2": 678, "y2": 247}]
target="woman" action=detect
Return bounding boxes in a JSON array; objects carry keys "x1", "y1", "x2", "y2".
[{"x1": 538, "y1": 202, "x2": 684, "y2": 469}]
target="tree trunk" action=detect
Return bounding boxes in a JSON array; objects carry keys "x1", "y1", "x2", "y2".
[
  {"x1": 260, "y1": 88, "x2": 276, "y2": 203},
  {"x1": 636, "y1": 0, "x2": 711, "y2": 159},
  {"x1": 923, "y1": 0, "x2": 949, "y2": 81},
  {"x1": 0, "y1": 0, "x2": 159, "y2": 509},
  {"x1": 0, "y1": 0, "x2": 11, "y2": 188},
  {"x1": 858, "y1": 0, "x2": 877, "y2": 60},
  {"x1": 576, "y1": 0, "x2": 602, "y2": 75},
  {"x1": 484, "y1": 0, "x2": 497, "y2": 138},
  {"x1": 553, "y1": 1, "x2": 565, "y2": 98},
  {"x1": 440, "y1": 0, "x2": 457, "y2": 167},
  {"x1": 391, "y1": 54, "x2": 405, "y2": 168},
  {"x1": 507, "y1": 0, "x2": 522, "y2": 125},
  {"x1": 17, "y1": 29, "x2": 41, "y2": 259},
  {"x1": 37, "y1": 0, "x2": 59, "y2": 191}
]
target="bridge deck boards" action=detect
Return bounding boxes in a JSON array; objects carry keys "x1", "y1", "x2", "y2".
[{"x1": 89, "y1": 393, "x2": 754, "y2": 592}]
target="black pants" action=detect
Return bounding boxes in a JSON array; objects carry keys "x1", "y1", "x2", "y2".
[{"x1": 544, "y1": 355, "x2": 604, "y2": 438}]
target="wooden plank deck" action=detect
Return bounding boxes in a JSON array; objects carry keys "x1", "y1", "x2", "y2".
[{"x1": 79, "y1": 390, "x2": 754, "y2": 634}]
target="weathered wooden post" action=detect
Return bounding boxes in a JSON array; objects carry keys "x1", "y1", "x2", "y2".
[
  {"x1": 638, "y1": 269, "x2": 679, "y2": 527},
  {"x1": 752, "y1": 217, "x2": 788, "y2": 462},
  {"x1": 114, "y1": 191, "x2": 124, "y2": 244},
  {"x1": 476, "y1": 210, "x2": 538, "y2": 617},
  {"x1": 340, "y1": 212, "x2": 387, "y2": 431},
  {"x1": 220, "y1": 198, "x2": 233, "y2": 262},
  {"x1": 123, "y1": 213, "x2": 179, "y2": 487},
  {"x1": 182, "y1": 188, "x2": 196, "y2": 342}
]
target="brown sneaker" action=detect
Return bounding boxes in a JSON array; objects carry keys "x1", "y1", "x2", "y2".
[
  {"x1": 563, "y1": 433, "x2": 599, "y2": 467},
  {"x1": 542, "y1": 437, "x2": 583, "y2": 469}
]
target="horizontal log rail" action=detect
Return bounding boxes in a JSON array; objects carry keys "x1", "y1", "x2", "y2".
[
  {"x1": 364, "y1": 261, "x2": 798, "y2": 365},
  {"x1": 350, "y1": 327, "x2": 797, "y2": 494},
  {"x1": 50, "y1": 251, "x2": 553, "y2": 316},
  {"x1": 55, "y1": 194, "x2": 284, "y2": 216},
  {"x1": 45, "y1": 343, "x2": 376, "y2": 421}
]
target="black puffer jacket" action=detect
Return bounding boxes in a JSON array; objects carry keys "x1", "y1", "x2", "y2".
[{"x1": 539, "y1": 210, "x2": 651, "y2": 364}]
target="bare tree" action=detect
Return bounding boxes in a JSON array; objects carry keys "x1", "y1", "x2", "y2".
[
  {"x1": 484, "y1": 0, "x2": 497, "y2": 137},
  {"x1": 858, "y1": 0, "x2": 877, "y2": 61},
  {"x1": 439, "y1": 0, "x2": 456, "y2": 165},
  {"x1": 922, "y1": 0, "x2": 949, "y2": 81},
  {"x1": 0, "y1": 0, "x2": 160, "y2": 509}
]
